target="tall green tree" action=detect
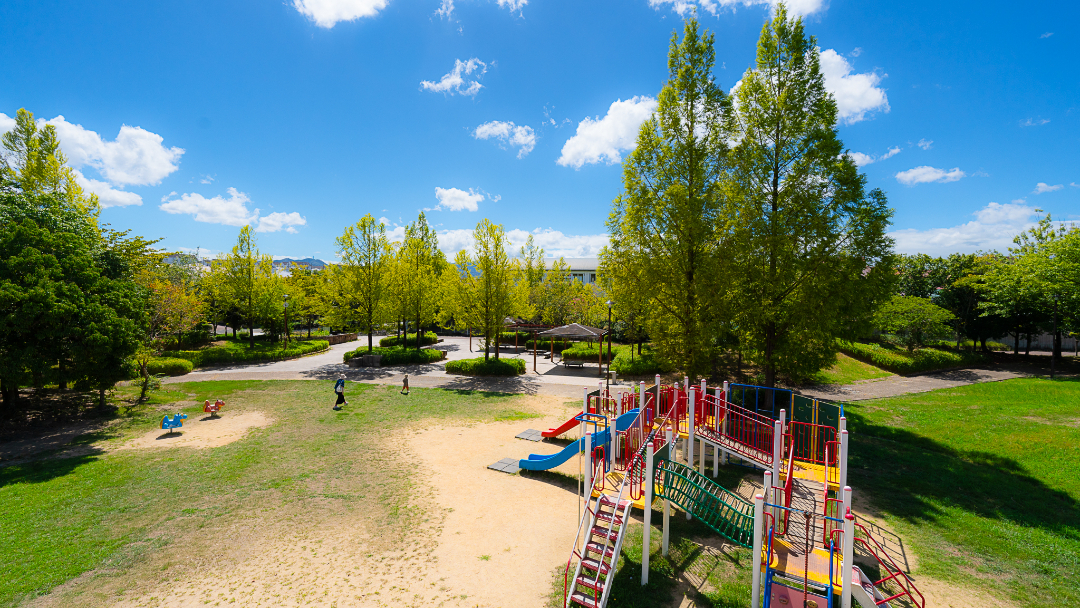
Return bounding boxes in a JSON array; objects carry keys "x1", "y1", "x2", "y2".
[
  {"x1": 725, "y1": 5, "x2": 895, "y2": 386},
  {"x1": 400, "y1": 212, "x2": 444, "y2": 349},
  {"x1": 336, "y1": 214, "x2": 392, "y2": 351},
  {"x1": 215, "y1": 226, "x2": 273, "y2": 348},
  {"x1": 601, "y1": 17, "x2": 730, "y2": 380}
]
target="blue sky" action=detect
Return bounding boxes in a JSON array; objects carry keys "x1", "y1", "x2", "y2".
[{"x1": 1, "y1": 0, "x2": 1076, "y2": 259}]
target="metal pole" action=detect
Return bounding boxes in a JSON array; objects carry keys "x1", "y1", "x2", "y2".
[
  {"x1": 771, "y1": 419, "x2": 782, "y2": 483},
  {"x1": 751, "y1": 493, "x2": 765, "y2": 608},
  {"x1": 839, "y1": 429, "x2": 849, "y2": 491},
  {"x1": 841, "y1": 489, "x2": 854, "y2": 608},
  {"x1": 583, "y1": 432, "x2": 592, "y2": 503},
  {"x1": 663, "y1": 427, "x2": 672, "y2": 556},
  {"x1": 642, "y1": 442, "x2": 654, "y2": 585}
]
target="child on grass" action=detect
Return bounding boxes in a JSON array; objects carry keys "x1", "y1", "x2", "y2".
[{"x1": 401, "y1": 373, "x2": 409, "y2": 395}]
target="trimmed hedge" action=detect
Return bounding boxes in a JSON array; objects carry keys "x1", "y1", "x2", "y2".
[
  {"x1": 610, "y1": 346, "x2": 672, "y2": 376},
  {"x1": 166, "y1": 340, "x2": 329, "y2": 368},
  {"x1": 445, "y1": 357, "x2": 526, "y2": 376},
  {"x1": 837, "y1": 340, "x2": 989, "y2": 375},
  {"x1": 526, "y1": 338, "x2": 575, "y2": 351},
  {"x1": 562, "y1": 343, "x2": 613, "y2": 363},
  {"x1": 343, "y1": 346, "x2": 445, "y2": 365},
  {"x1": 146, "y1": 357, "x2": 193, "y2": 376},
  {"x1": 380, "y1": 331, "x2": 438, "y2": 347}
]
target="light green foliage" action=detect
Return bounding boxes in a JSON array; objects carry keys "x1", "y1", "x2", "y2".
[
  {"x1": 874, "y1": 295, "x2": 956, "y2": 351},
  {"x1": 342, "y1": 345, "x2": 443, "y2": 365},
  {"x1": 399, "y1": 212, "x2": 444, "y2": 349},
  {"x1": 807, "y1": 352, "x2": 892, "y2": 385},
  {"x1": 332, "y1": 214, "x2": 393, "y2": 351},
  {"x1": 212, "y1": 226, "x2": 278, "y2": 349},
  {"x1": 725, "y1": 6, "x2": 895, "y2": 386},
  {"x1": 284, "y1": 263, "x2": 321, "y2": 337},
  {"x1": 444, "y1": 356, "x2": 525, "y2": 375},
  {"x1": 144, "y1": 357, "x2": 193, "y2": 376},
  {"x1": 440, "y1": 220, "x2": 529, "y2": 360},
  {"x1": 603, "y1": 18, "x2": 729, "y2": 381},
  {"x1": 166, "y1": 338, "x2": 328, "y2": 367}
]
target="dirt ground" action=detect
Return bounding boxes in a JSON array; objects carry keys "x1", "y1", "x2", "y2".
[
  {"x1": 116, "y1": 411, "x2": 272, "y2": 451},
  {"x1": 22, "y1": 393, "x2": 999, "y2": 608}
]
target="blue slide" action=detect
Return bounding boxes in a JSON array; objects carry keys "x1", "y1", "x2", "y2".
[{"x1": 517, "y1": 409, "x2": 641, "y2": 471}]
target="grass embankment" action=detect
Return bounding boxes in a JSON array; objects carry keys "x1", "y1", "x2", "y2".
[
  {"x1": 163, "y1": 337, "x2": 329, "y2": 368},
  {"x1": 445, "y1": 357, "x2": 525, "y2": 375},
  {"x1": 808, "y1": 352, "x2": 893, "y2": 385},
  {"x1": 0, "y1": 380, "x2": 538, "y2": 605},
  {"x1": 838, "y1": 340, "x2": 989, "y2": 375},
  {"x1": 562, "y1": 343, "x2": 672, "y2": 377},
  {"x1": 847, "y1": 378, "x2": 1080, "y2": 607},
  {"x1": 343, "y1": 345, "x2": 445, "y2": 365}
]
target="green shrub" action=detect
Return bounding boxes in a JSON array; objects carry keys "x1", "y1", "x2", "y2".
[
  {"x1": 145, "y1": 357, "x2": 193, "y2": 376},
  {"x1": 837, "y1": 340, "x2": 988, "y2": 375},
  {"x1": 562, "y1": 343, "x2": 613, "y2": 363},
  {"x1": 445, "y1": 357, "x2": 526, "y2": 376},
  {"x1": 167, "y1": 340, "x2": 329, "y2": 368},
  {"x1": 526, "y1": 338, "x2": 575, "y2": 351},
  {"x1": 343, "y1": 346, "x2": 445, "y2": 365},
  {"x1": 873, "y1": 296, "x2": 956, "y2": 351},
  {"x1": 379, "y1": 331, "x2": 438, "y2": 347},
  {"x1": 610, "y1": 346, "x2": 672, "y2": 376}
]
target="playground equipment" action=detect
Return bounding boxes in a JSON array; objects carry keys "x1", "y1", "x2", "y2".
[
  {"x1": 203, "y1": 399, "x2": 224, "y2": 417},
  {"x1": 543, "y1": 377, "x2": 923, "y2": 608},
  {"x1": 161, "y1": 413, "x2": 188, "y2": 434}
]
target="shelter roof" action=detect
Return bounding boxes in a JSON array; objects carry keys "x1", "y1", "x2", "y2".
[{"x1": 537, "y1": 323, "x2": 607, "y2": 338}]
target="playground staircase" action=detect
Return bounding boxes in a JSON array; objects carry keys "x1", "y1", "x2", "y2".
[
  {"x1": 566, "y1": 495, "x2": 634, "y2": 608},
  {"x1": 655, "y1": 459, "x2": 755, "y2": 547}
]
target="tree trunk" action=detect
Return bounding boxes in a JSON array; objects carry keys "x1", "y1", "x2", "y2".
[
  {"x1": 58, "y1": 360, "x2": 67, "y2": 391},
  {"x1": 368, "y1": 330, "x2": 373, "y2": 353},
  {"x1": 764, "y1": 322, "x2": 776, "y2": 388},
  {"x1": 1054, "y1": 330, "x2": 1062, "y2": 362},
  {"x1": 1024, "y1": 332, "x2": 1032, "y2": 356},
  {"x1": 1013, "y1": 330, "x2": 1019, "y2": 355},
  {"x1": 0, "y1": 378, "x2": 16, "y2": 419},
  {"x1": 98, "y1": 387, "x2": 107, "y2": 410}
]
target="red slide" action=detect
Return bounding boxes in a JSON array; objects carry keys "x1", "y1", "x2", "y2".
[{"x1": 542, "y1": 411, "x2": 582, "y2": 438}]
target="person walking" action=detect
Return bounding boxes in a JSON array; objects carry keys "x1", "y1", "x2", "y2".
[
  {"x1": 401, "y1": 373, "x2": 410, "y2": 395},
  {"x1": 333, "y1": 375, "x2": 347, "y2": 410}
]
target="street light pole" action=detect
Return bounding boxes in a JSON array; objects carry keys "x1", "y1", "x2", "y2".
[
  {"x1": 1051, "y1": 293, "x2": 1060, "y2": 379},
  {"x1": 606, "y1": 300, "x2": 613, "y2": 396},
  {"x1": 284, "y1": 294, "x2": 289, "y2": 349}
]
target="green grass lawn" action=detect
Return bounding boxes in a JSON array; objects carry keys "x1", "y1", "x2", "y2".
[
  {"x1": 846, "y1": 378, "x2": 1080, "y2": 607},
  {"x1": 0, "y1": 380, "x2": 537, "y2": 606},
  {"x1": 808, "y1": 353, "x2": 894, "y2": 385}
]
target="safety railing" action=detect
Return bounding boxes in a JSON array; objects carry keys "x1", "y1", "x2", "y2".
[
  {"x1": 852, "y1": 521, "x2": 926, "y2": 608},
  {"x1": 786, "y1": 420, "x2": 837, "y2": 466}
]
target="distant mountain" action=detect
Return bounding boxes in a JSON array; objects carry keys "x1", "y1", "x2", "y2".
[{"x1": 274, "y1": 257, "x2": 329, "y2": 270}]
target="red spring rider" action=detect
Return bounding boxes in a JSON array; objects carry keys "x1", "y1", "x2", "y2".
[{"x1": 203, "y1": 399, "x2": 224, "y2": 417}]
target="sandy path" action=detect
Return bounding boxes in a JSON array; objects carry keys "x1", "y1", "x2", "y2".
[
  {"x1": 117, "y1": 411, "x2": 272, "y2": 450},
  {"x1": 84, "y1": 396, "x2": 582, "y2": 608}
]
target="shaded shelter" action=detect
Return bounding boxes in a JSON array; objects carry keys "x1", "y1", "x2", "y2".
[{"x1": 538, "y1": 323, "x2": 609, "y2": 376}]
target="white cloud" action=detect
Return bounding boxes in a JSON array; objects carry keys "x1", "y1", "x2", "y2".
[
  {"x1": 292, "y1": 0, "x2": 388, "y2": 28},
  {"x1": 473, "y1": 121, "x2": 536, "y2": 158},
  {"x1": 647, "y1": 0, "x2": 827, "y2": 17},
  {"x1": 430, "y1": 227, "x2": 609, "y2": 257},
  {"x1": 890, "y1": 202, "x2": 1039, "y2": 256},
  {"x1": 557, "y1": 96, "x2": 658, "y2": 169},
  {"x1": 433, "y1": 187, "x2": 484, "y2": 212},
  {"x1": 435, "y1": 0, "x2": 454, "y2": 19},
  {"x1": 73, "y1": 169, "x2": 142, "y2": 208},
  {"x1": 847, "y1": 146, "x2": 900, "y2": 167},
  {"x1": 496, "y1": 0, "x2": 527, "y2": 14},
  {"x1": 0, "y1": 112, "x2": 183, "y2": 209},
  {"x1": 420, "y1": 58, "x2": 487, "y2": 96},
  {"x1": 159, "y1": 187, "x2": 306, "y2": 233},
  {"x1": 1071, "y1": 182, "x2": 1079, "y2": 188},
  {"x1": 1041, "y1": 32, "x2": 1053, "y2": 38},
  {"x1": 1020, "y1": 118, "x2": 1050, "y2": 127},
  {"x1": 46, "y1": 116, "x2": 183, "y2": 186},
  {"x1": 199, "y1": 175, "x2": 214, "y2": 184},
  {"x1": 895, "y1": 166, "x2": 965, "y2": 186},
  {"x1": 818, "y1": 49, "x2": 889, "y2": 124},
  {"x1": 1033, "y1": 182, "x2": 1063, "y2": 194},
  {"x1": 917, "y1": 138, "x2": 933, "y2": 150},
  {"x1": 850, "y1": 47, "x2": 863, "y2": 57}
]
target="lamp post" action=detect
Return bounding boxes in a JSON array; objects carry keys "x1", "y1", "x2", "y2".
[
  {"x1": 1051, "y1": 292, "x2": 1060, "y2": 379},
  {"x1": 283, "y1": 293, "x2": 289, "y2": 349},
  {"x1": 606, "y1": 300, "x2": 613, "y2": 395}
]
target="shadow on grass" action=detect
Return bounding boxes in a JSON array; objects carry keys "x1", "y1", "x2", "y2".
[
  {"x1": 845, "y1": 403, "x2": 1080, "y2": 540},
  {"x1": 0, "y1": 452, "x2": 102, "y2": 487}
]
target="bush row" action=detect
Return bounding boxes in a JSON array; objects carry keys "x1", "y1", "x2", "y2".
[
  {"x1": 145, "y1": 357, "x2": 194, "y2": 376},
  {"x1": 526, "y1": 338, "x2": 575, "y2": 351},
  {"x1": 379, "y1": 331, "x2": 439, "y2": 347},
  {"x1": 837, "y1": 340, "x2": 989, "y2": 375},
  {"x1": 562, "y1": 343, "x2": 613, "y2": 363},
  {"x1": 610, "y1": 346, "x2": 672, "y2": 376},
  {"x1": 167, "y1": 340, "x2": 329, "y2": 368},
  {"x1": 445, "y1": 357, "x2": 526, "y2": 376},
  {"x1": 343, "y1": 346, "x2": 445, "y2": 365}
]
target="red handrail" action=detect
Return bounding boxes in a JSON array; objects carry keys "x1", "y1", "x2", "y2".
[{"x1": 852, "y1": 521, "x2": 926, "y2": 608}]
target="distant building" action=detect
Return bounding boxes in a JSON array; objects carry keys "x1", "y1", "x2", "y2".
[{"x1": 544, "y1": 257, "x2": 599, "y2": 285}]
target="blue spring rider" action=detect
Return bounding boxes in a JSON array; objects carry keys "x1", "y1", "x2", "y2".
[{"x1": 161, "y1": 413, "x2": 188, "y2": 434}]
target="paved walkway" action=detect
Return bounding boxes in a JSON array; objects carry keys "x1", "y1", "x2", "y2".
[
  {"x1": 797, "y1": 366, "x2": 1028, "y2": 401},
  {"x1": 165, "y1": 336, "x2": 1039, "y2": 402},
  {"x1": 164, "y1": 336, "x2": 620, "y2": 400}
]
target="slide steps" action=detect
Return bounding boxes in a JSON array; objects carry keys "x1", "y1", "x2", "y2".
[{"x1": 567, "y1": 495, "x2": 633, "y2": 608}]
